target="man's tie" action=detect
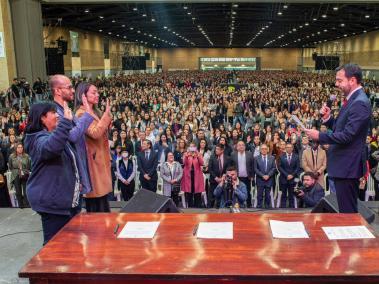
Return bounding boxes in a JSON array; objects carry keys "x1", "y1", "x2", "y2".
[
  {"x1": 145, "y1": 151, "x2": 149, "y2": 160},
  {"x1": 218, "y1": 156, "x2": 223, "y2": 173},
  {"x1": 288, "y1": 154, "x2": 291, "y2": 165},
  {"x1": 263, "y1": 156, "x2": 267, "y2": 172},
  {"x1": 343, "y1": 98, "x2": 348, "y2": 107}
]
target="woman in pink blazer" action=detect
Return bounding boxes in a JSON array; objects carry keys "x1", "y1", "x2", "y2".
[{"x1": 181, "y1": 142, "x2": 204, "y2": 207}]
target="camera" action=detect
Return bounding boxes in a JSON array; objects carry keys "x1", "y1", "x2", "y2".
[{"x1": 223, "y1": 175, "x2": 234, "y2": 206}]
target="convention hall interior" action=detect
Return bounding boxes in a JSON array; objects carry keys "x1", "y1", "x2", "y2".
[{"x1": 1, "y1": 0, "x2": 379, "y2": 283}]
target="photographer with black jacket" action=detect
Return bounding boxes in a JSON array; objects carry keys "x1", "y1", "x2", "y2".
[
  {"x1": 214, "y1": 165, "x2": 247, "y2": 208},
  {"x1": 295, "y1": 172, "x2": 325, "y2": 208}
]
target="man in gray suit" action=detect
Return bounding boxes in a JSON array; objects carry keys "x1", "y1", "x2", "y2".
[
  {"x1": 254, "y1": 144, "x2": 277, "y2": 208},
  {"x1": 231, "y1": 141, "x2": 255, "y2": 207}
]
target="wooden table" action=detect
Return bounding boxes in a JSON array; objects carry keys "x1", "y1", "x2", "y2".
[{"x1": 19, "y1": 213, "x2": 379, "y2": 284}]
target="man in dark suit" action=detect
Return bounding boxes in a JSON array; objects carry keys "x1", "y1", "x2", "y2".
[
  {"x1": 305, "y1": 63, "x2": 371, "y2": 213},
  {"x1": 137, "y1": 139, "x2": 159, "y2": 192},
  {"x1": 208, "y1": 144, "x2": 232, "y2": 208},
  {"x1": 278, "y1": 143, "x2": 301, "y2": 208},
  {"x1": 254, "y1": 144, "x2": 276, "y2": 208},
  {"x1": 231, "y1": 141, "x2": 255, "y2": 207}
]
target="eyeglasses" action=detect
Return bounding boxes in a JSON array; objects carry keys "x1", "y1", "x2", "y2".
[{"x1": 58, "y1": 85, "x2": 74, "y2": 90}]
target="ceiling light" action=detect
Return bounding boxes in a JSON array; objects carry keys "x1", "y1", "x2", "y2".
[
  {"x1": 192, "y1": 17, "x2": 196, "y2": 20},
  {"x1": 344, "y1": 34, "x2": 347, "y2": 37},
  {"x1": 99, "y1": 16, "x2": 104, "y2": 19},
  {"x1": 130, "y1": 27, "x2": 134, "y2": 30},
  {"x1": 278, "y1": 11, "x2": 282, "y2": 15},
  {"x1": 133, "y1": 7, "x2": 138, "y2": 11},
  {"x1": 137, "y1": 30, "x2": 141, "y2": 33},
  {"x1": 122, "y1": 24, "x2": 125, "y2": 27},
  {"x1": 116, "y1": 34, "x2": 119, "y2": 37},
  {"x1": 364, "y1": 30, "x2": 367, "y2": 33},
  {"x1": 108, "y1": 32, "x2": 112, "y2": 35},
  {"x1": 283, "y1": 5, "x2": 288, "y2": 9},
  {"x1": 187, "y1": 12, "x2": 191, "y2": 15},
  {"x1": 183, "y1": 6, "x2": 188, "y2": 10},
  {"x1": 123, "y1": 36, "x2": 126, "y2": 38},
  {"x1": 112, "y1": 20, "x2": 116, "y2": 23},
  {"x1": 333, "y1": 6, "x2": 338, "y2": 11},
  {"x1": 142, "y1": 14, "x2": 146, "y2": 17},
  {"x1": 340, "y1": 23, "x2": 345, "y2": 27},
  {"x1": 313, "y1": 18, "x2": 317, "y2": 21},
  {"x1": 305, "y1": 22, "x2": 309, "y2": 26},
  {"x1": 151, "y1": 18, "x2": 155, "y2": 22},
  {"x1": 99, "y1": 29, "x2": 102, "y2": 32},
  {"x1": 322, "y1": 14, "x2": 327, "y2": 18},
  {"x1": 84, "y1": 9, "x2": 89, "y2": 13},
  {"x1": 324, "y1": 29, "x2": 328, "y2": 32},
  {"x1": 365, "y1": 15, "x2": 370, "y2": 18}
]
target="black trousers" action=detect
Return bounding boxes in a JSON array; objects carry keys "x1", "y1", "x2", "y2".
[
  {"x1": 333, "y1": 177, "x2": 359, "y2": 213},
  {"x1": 280, "y1": 182, "x2": 295, "y2": 208},
  {"x1": 257, "y1": 185, "x2": 271, "y2": 208},
  {"x1": 14, "y1": 176, "x2": 29, "y2": 208},
  {"x1": 85, "y1": 195, "x2": 110, "y2": 213},
  {"x1": 39, "y1": 212, "x2": 72, "y2": 245},
  {"x1": 119, "y1": 180, "x2": 135, "y2": 201},
  {"x1": 140, "y1": 178, "x2": 157, "y2": 193},
  {"x1": 239, "y1": 177, "x2": 252, "y2": 207}
]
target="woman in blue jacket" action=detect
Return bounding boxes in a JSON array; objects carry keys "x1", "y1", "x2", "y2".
[{"x1": 25, "y1": 102, "x2": 80, "y2": 245}]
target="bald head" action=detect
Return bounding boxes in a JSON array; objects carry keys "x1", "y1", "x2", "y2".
[{"x1": 49, "y1": 75, "x2": 74, "y2": 105}]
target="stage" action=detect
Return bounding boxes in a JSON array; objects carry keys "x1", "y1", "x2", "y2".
[{"x1": 0, "y1": 205, "x2": 378, "y2": 283}]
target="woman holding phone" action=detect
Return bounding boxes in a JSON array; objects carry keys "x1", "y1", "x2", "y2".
[{"x1": 181, "y1": 142, "x2": 204, "y2": 207}]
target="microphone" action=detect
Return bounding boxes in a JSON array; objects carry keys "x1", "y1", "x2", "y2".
[{"x1": 326, "y1": 94, "x2": 337, "y2": 108}]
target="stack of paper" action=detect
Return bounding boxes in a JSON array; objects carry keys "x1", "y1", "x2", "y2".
[
  {"x1": 196, "y1": 222, "x2": 233, "y2": 239},
  {"x1": 269, "y1": 220, "x2": 310, "y2": 239},
  {"x1": 117, "y1": 222, "x2": 160, "y2": 239},
  {"x1": 322, "y1": 226, "x2": 375, "y2": 240}
]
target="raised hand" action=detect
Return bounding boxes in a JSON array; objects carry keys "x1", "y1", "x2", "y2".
[
  {"x1": 63, "y1": 101, "x2": 73, "y2": 121},
  {"x1": 82, "y1": 94, "x2": 91, "y2": 113}
]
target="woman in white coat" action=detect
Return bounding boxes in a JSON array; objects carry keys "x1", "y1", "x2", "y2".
[{"x1": 160, "y1": 151, "x2": 183, "y2": 206}]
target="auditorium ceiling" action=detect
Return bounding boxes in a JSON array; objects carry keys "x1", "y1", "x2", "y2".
[{"x1": 42, "y1": 2, "x2": 379, "y2": 48}]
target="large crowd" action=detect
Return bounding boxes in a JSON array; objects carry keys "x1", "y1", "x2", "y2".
[{"x1": 1, "y1": 70, "x2": 379, "y2": 215}]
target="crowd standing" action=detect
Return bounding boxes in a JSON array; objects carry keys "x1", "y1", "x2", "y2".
[{"x1": 0, "y1": 70, "x2": 379, "y2": 241}]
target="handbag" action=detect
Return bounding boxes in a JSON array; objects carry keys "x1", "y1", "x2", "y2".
[{"x1": 168, "y1": 162, "x2": 181, "y2": 194}]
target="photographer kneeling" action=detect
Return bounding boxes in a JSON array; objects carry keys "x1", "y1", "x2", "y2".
[
  {"x1": 295, "y1": 172, "x2": 325, "y2": 208},
  {"x1": 214, "y1": 166, "x2": 248, "y2": 208}
]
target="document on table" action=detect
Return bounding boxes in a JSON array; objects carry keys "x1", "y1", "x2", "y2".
[
  {"x1": 196, "y1": 222, "x2": 233, "y2": 239},
  {"x1": 322, "y1": 226, "x2": 375, "y2": 240},
  {"x1": 117, "y1": 222, "x2": 160, "y2": 239},
  {"x1": 269, "y1": 220, "x2": 310, "y2": 239},
  {"x1": 291, "y1": 115, "x2": 306, "y2": 130}
]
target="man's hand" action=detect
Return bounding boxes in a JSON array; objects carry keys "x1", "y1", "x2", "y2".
[
  {"x1": 263, "y1": 175, "x2": 269, "y2": 180},
  {"x1": 320, "y1": 104, "x2": 331, "y2": 121},
  {"x1": 63, "y1": 101, "x2": 73, "y2": 120},
  {"x1": 304, "y1": 129, "x2": 320, "y2": 141},
  {"x1": 144, "y1": 174, "x2": 151, "y2": 180},
  {"x1": 287, "y1": 174, "x2": 294, "y2": 180},
  {"x1": 297, "y1": 190, "x2": 304, "y2": 197},
  {"x1": 124, "y1": 180, "x2": 130, "y2": 185}
]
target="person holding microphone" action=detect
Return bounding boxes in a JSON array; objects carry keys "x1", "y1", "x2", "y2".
[{"x1": 304, "y1": 63, "x2": 371, "y2": 213}]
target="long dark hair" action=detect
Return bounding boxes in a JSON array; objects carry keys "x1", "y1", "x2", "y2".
[
  {"x1": 74, "y1": 82, "x2": 102, "y2": 117},
  {"x1": 25, "y1": 103, "x2": 56, "y2": 134}
]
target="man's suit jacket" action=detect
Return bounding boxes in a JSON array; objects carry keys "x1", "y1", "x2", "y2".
[
  {"x1": 254, "y1": 154, "x2": 276, "y2": 187},
  {"x1": 278, "y1": 152, "x2": 301, "y2": 184},
  {"x1": 319, "y1": 88, "x2": 371, "y2": 179},
  {"x1": 302, "y1": 147, "x2": 327, "y2": 188},
  {"x1": 231, "y1": 151, "x2": 255, "y2": 178},
  {"x1": 208, "y1": 153, "x2": 232, "y2": 185},
  {"x1": 137, "y1": 150, "x2": 159, "y2": 181}
]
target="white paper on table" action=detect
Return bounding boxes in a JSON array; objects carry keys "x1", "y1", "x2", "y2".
[
  {"x1": 291, "y1": 115, "x2": 306, "y2": 130},
  {"x1": 322, "y1": 226, "x2": 375, "y2": 240},
  {"x1": 196, "y1": 222, "x2": 233, "y2": 239},
  {"x1": 117, "y1": 221, "x2": 160, "y2": 239},
  {"x1": 269, "y1": 220, "x2": 310, "y2": 239}
]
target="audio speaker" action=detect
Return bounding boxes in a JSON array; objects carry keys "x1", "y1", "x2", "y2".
[
  {"x1": 120, "y1": 189, "x2": 180, "y2": 213},
  {"x1": 311, "y1": 193, "x2": 375, "y2": 223},
  {"x1": 57, "y1": 40, "x2": 68, "y2": 55},
  {"x1": 145, "y1": 52, "x2": 150, "y2": 60}
]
